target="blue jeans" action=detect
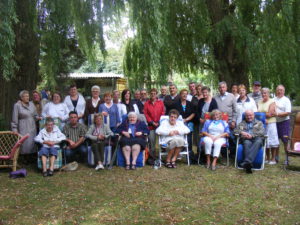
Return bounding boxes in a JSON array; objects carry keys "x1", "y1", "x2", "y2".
[
  {"x1": 242, "y1": 137, "x2": 263, "y2": 165},
  {"x1": 65, "y1": 144, "x2": 88, "y2": 163}
]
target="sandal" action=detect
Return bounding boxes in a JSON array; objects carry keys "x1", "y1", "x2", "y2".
[
  {"x1": 165, "y1": 162, "x2": 172, "y2": 168},
  {"x1": 131, "y1": 164, "x2": 136, "y2": 170},
  {"x1": 171, "y1": 162, "x2": 177, "y2": 169},
  {"x1": 125, "y1": 164, "x2": 130, "y2": 170}
]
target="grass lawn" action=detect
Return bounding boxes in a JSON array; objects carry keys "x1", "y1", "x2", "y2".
[{"x1": 0, "y1": 152, "x2": 300, "y2": 225}]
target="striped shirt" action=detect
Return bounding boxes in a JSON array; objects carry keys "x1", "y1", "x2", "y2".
[{"x1": 63, "y1": 123, "x2": 87, "y2": 142}]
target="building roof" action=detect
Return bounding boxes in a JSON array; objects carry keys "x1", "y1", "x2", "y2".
[{"x1": 68, "y1": 72, "x2": 124, "y2": 79}]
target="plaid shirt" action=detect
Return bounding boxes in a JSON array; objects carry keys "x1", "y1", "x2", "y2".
[
  {"x1": 63, "y1": 123, "x2": 87, "y2": 142},
  {"x1": 234, "y1": 119, "x2": 265, "y2": 138}
]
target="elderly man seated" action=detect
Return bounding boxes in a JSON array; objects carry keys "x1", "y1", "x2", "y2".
[{"x1": 234, "y1": 110, "x2": 265, "y2": 173}]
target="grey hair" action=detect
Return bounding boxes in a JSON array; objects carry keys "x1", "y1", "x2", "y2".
[
  {"x1": 45, "y1": 117, "x2": 54, "y2": 124},
  {"x1": 19, "y1": 90, "x2": 29, "y2": 99},
  {"x1": 276, "y1": 84, "x2": 285, "y2": 90},
  {"x1": 261, "y1": 87, "x2": 270, "y2": 94},
  {"x1": 211, "y1": 109, "x2": 222, "y2": 117},
  {"x1": 169, "y1": 83, "x2": 177, "y2": 89},
  {"x1": 128, "y1": 112, "x2": 137, "y2": 118},
  {"x1": 91, "y1": 85, "x2": 100, "y2": 92},
  {"x1": 218, "y1": 81, "x2": 227, "y2": 87}
]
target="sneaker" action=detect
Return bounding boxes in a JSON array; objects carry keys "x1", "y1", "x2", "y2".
[
  {"x1": 269, "y1": 161, "x2": 277, "y2": 165},
  {"x1": 95, "y1": 164, "x2": 104, "y2": 170},
  {"x1": 265, "y1": 160, "x2": 269, "y2": 164}
]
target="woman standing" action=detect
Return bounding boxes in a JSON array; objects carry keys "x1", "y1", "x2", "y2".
[
  {"x1": 98, "y1": 92, "x2": 120, "y2": 133},
  {"x1": 42, "y1": 91, "x2": 70, "y2": 128},
  {"x1": 197, "y1": 86, "x2": 218, "y2": 130},
  {"x1": 64, "y1": 84, "x2": 86, "y2": 123},
  {"x1": 194, "y1": 84, "x2": 203, "y2": 101},
  {"x1": 174, "y1": 89, "x2": 196, "y2": 160},
  {"x1": 11, "y1": 90, "x2": 37, "y2": 155},
  {"x1": 120, "y1": 89, "x2": 140, "y2": 120},
  {"x1": 84, "y1": 85, "x2": 103, "y2": 125},
  {"x1": 258, "y1": 88, "x2": 279, "y2": 164},
  {"x1": 236, "y1": 84, "x2": 257, "y2": 125}
]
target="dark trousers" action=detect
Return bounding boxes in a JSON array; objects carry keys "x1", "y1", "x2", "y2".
[
  {"x1": 91, "y1": 141, "x2": 105, "y2": 163},
  {"x1": 65, "y1": 144, "x2": 88, "y2": 163},
  {"x1": 242, "y1": 137, "x2": 263, "y2": 165}
]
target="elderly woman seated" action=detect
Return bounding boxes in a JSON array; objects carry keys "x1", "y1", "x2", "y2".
[
  {"x1": 116, "y1": 112, "x2": 149, "y2": 170},
  {"x1": 86, "y1": 113, "x2": 113, "y2": 170},
  {"x1": 156, "y1": 109, "x2": 190, "y2": 168},
  {"x1": 201, "y1": 109, "x2": 230, "y2": 170},
  {"x1": 34, "y1": 118, "x2": 66, "y2": 177}
]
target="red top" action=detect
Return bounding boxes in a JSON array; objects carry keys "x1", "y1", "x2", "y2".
[{"x1": 144, "y1": 99, "x2": 165, "y2": 130}]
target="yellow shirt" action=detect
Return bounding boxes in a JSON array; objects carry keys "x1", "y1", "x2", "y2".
[{"x1": 258, "y1": 99, "x2": 276, "y2": 123}]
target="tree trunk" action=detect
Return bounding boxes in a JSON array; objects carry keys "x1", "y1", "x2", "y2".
[
  {"x1": 206, "y1": 0, "x2": 249, "y2": 88},
  {"x1": 0, "y1": 0, "x2": 39, "y2": 130}
]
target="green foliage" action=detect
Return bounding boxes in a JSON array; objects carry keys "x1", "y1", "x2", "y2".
[{"x1": 0, "y1": 0, "x2": 18, "y2": 80}]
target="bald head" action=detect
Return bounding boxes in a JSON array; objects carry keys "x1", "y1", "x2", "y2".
[{"x1": 245, "y1": 110, "x2": 254, "y2": 122}]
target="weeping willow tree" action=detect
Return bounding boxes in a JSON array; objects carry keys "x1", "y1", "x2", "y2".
[
  {"x1": 124, "y1": 0, "x2": 300, "y2": 91},
  {"x1": 0, "y1": 0, "x2": 125, "y2": 129}
]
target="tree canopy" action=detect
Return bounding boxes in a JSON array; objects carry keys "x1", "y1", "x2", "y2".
[{"x1": 124, "y1": 0, "x2": 300, "y2": 91}]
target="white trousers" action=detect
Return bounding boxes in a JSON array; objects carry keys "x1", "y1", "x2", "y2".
[{"x1": 203, "y1": 137, "x2": 226, "y2": 157}]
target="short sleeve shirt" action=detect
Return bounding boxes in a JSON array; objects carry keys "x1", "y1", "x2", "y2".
[{"x1": 274, "y1": 96, "x2": 291, "y2": 122}]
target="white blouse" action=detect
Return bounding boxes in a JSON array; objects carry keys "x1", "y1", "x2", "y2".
[{"x1": 42, "y1": 102, "x2": 70, "y2": 121}]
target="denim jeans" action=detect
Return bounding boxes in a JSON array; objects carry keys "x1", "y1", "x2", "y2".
[
  {"x1": 242, "y1": 137, "x2": 263, "y2": 165},
  {"x1": 65, "y1": 144, "x2": 88, "y2": 163}
]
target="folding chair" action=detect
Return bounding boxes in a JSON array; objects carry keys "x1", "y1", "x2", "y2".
[
  {"x1": 0, "y1": 132, "x2": 29, "y2": 171},
  {"x1": 235, "y1": 112, "x2": 267, "y2": 170},
  {"x1": 113, "y1": 115, "x2": 148, "y2": 168},
  {"x1": 86, "y1": 115, "x2": 113, "y2": 167},
  {"x1": 37, "y1": 118, "x2": 66, "y2": 169},
  {"x1": 158, "y1": 115, "x2": 190, "y2": 167},
  {"x1": 284, "y1": 112, "x2": 300, "y2": 171},
  {"x1": 197, "y1": 112, "x2": 230, "y2": 166}
]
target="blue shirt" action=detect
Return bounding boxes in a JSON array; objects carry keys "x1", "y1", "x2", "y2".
[{"x1": 98, "y1": 103, "x2": 120, "y2": 128}]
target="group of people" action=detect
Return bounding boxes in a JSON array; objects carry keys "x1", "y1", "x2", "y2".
[{"x1": 11, "y1": 80, "x2": 291, "y2": 176}]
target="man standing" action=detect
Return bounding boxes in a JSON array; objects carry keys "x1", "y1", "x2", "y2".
[
  {"x1": 214, "y1": 81, "x2": 237, "y2": 129},
  {"x1": 164, "y1": 84, "x2": 180, "y2": 115},
  {"x1": 187, "y1": 82, "x2": 197, "y2": 102},
  {"x1": 140, "y1": 89, "x2": 149, "y2": 105},
  {"x1": 144, "y1": 88, "x2": 165, "y2": 159},
  {"x1": 274, "y1": 84, "x2": 292, "y2": 164},
  {"x1": 133, "y1": 90, "x2": 144, "y2": 114},
  {"x1": 158, "y1": 85, "x2": 168, "y2": 101},
  {"x1": 63, "y1": 111, "x2": 88, "y2": 163},
  {"x1": 215, "y1": 81, "x2": 237, "y2": 156},
  {"x1": 247, "y1": 81, "x2": 262, "y2": 105},
  {"x1": 234, "y1": 110, "x2": 265, "y2": 173}
]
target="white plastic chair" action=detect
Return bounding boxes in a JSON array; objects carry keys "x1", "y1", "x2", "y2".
[{"x1": 157, "y1": 115, "x2": 190, "y2": 167}]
